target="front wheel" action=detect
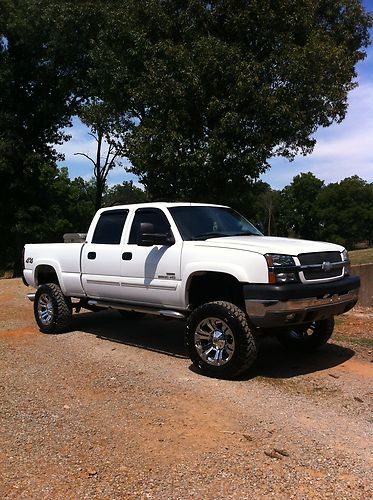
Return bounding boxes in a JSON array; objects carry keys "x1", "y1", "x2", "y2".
[
  {"x1": 185, "y1": 301, "x2": 257, "y2": 379},
  {"x1": 276, "y1": 318, "x2": 335, "y2": 352},
  {"x1": 34, "y1": 283, "x2": 72, "y2": 334}
]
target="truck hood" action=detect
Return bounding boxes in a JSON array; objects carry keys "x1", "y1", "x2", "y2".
[{"x1": 194, "y1": 235, "x2": 344, "y2": 256}]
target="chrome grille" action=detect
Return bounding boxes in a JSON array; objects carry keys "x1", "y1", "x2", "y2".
[{"x1": 298, "y1": 252, "x2": 343, "y2": 280}]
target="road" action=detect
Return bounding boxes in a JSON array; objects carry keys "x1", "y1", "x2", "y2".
[{"x1": 0, "y1": 279, "x2": 372, "y2": 498}]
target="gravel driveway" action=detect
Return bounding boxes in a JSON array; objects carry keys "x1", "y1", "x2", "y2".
[{"x1": 1, "y1": 279, "x2": 372, "y2": 499}]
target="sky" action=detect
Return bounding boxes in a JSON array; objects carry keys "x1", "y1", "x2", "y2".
[{"x1": 56, "y1": 3, "x2": 373, "y2": 190}]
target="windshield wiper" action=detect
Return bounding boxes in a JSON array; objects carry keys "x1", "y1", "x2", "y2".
[
  {"x1": 228, "y1": 232, "x2": 258, "y2": 236},
  {"x1": 192, "y1": 231, "x2": 259, "y2": 240},
  {"x1": 192, "y1": 232, "x2": 231, "y2": 241}
]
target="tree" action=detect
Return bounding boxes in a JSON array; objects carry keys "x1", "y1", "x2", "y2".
[
  {"x1": 277, "y1": 172, "x2": 324, "y2": 239},
  {"x1": 103, "y1": 181, "x2": 147, "y2": 207},
  {"x1": 317, "y1": 176, "x2": 373, "y2": 248},
  {"x1": 92, "y1": 1, "x2": 371, "y2": 202},
  {"x1": 1, "y1": 1, "x2": 372, "y2": 273},
  {"x1": 12, "y1": 166, "x2": 95, "y2": 242},
  {"x1": 75, "y1": 102, "x2": 129, "y2": 210},
  {"x1": 0, "y1": 0, "x2": 102, "y2": 273},
  {"x1": 227, "y1": 180, "x2": 277, "y2": 235}
]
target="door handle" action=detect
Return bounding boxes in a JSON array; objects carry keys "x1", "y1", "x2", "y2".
[
  {"x1": 122, "y1": 252, "x2": 132, "y2": 261},
  {"x1": 87, "y1": 252, "x2": 96, "y2": 260}
]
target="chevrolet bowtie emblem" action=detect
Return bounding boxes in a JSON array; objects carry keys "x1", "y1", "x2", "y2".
[{"x1": 322, "y1": 261, "x2": 332, "y2": 272}]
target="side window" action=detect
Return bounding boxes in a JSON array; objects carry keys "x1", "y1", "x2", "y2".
[
  {"x1": 92, "y1": 210, "x2": 128, "y2": 244},
  {"x1": 129, "y1": 209, "x2": 171, "y2": 245}
]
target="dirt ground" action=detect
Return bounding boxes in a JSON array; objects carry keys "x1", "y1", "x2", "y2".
[{"x1": 0, "y1": 279, "x2": 372, "y2": 499}]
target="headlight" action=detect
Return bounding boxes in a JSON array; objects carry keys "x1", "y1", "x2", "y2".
[
  {"x1": 341, "y1": 249, "x2": 351, "y2": 275},
  {"x1": 265, "y1": 254, "x2": 299, "y2": 284}
]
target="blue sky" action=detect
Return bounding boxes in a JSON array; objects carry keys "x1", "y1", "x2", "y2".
[
  {"x1": 263, "y1": 25, "x2": 373, "y2": 189},
  {"x1": 57, "y1": 3, "x2": 373, "y2": 190}
]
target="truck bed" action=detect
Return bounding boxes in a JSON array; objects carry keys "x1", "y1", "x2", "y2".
[{"x1": 23, "y1": 243, "x2": 85, "y2": 296}]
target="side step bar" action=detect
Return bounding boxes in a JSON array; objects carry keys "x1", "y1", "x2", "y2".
[{"x1": 87, "y1": 300, "x2": 186, "y2": 319}]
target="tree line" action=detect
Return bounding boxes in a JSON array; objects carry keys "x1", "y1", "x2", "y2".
[
  {"x1": 0, "y1": 1, "x2": 371, "y2": 274},
  {"x1": 2, "y1": 167, "x2": 371, "y2": 275},
  {"x1": 252, "y1": 173, "x2": 373, "y2": 249}
]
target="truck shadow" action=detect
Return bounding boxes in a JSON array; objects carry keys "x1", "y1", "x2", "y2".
[
  {"x1": 71, "y1": 311, "x2": 355, "y2": 379},
  {"x1": 249, "y1": 336, "x2": 355, "y2": 380},
  {"x1": 72, "y1": 310, "x2": 188, "y2": 359}
]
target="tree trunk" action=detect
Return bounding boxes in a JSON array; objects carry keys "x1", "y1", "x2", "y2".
[{"x1": 95, "y1": 177, "x2": 104, "y2": 210}]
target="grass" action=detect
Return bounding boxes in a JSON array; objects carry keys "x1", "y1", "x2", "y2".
[
  {"x1": 0, "y1": 270, "x2": 14, "y2": 279},
  {"x1": 349, "y1": 248, "x2": 373, "y2": 266},
  {"x1": 334, "y1": 334, "x2": 373, "y2": 349}
]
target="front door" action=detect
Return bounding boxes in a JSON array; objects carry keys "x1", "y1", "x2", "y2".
[{"x1": 119, "y1": 208, "x2": 183, "y2": 308}]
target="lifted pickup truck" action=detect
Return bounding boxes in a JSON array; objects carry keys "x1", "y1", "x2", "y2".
[{"x1": 23, "y1": 203, "x2": 360, "y2": 378}]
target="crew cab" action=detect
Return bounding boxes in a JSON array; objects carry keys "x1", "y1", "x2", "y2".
[{"x1": 23, "y1": 203, "x2": 360, "y2": 378}]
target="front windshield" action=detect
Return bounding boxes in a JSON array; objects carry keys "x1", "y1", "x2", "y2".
[{"x1": 168, "y1": 206, "x2": 262, "y2": 241}]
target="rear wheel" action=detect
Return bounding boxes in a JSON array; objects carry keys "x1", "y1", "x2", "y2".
[
  {"x1": 185, "y1": 301, "x2": 257, "y2": 379},
  {"x1": 34, "y1": 283, "x2": 72, "y2": 334},
  {"x1": 276, "y1": 318, "x2": 334, "y2": 351}
]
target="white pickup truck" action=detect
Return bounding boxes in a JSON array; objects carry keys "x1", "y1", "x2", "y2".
[{"x1": 23, "y1": 202, "x2": 360, "y2": 378}]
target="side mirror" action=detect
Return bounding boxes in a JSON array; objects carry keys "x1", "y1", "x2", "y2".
[{"x1": 138, "y1": 222, "x2": 175, "y2": 247}]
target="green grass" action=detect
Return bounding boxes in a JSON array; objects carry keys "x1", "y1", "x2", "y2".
[
  {"x1": 0, "y1": 270, "x2": 14, "y2": 279},
  {"x1": 349, "y1": 248, "x2": 373, "y2": 266},
  {"x1": 334, "y1": 334, "x2": 373, "y2": 349}
]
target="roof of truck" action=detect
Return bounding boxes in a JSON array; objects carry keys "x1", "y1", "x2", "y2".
[{"x1": 98, "y1": 202, "x2": 226, "y2": 213}]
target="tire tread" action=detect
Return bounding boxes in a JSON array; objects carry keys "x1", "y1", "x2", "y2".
[
  {"x1": 277, "y1": 318, "x2": 335, "y2": 351},
  {"x1": 185, "y1": 300, "x2": 257, "y2": 378},
  {"x1": 34, "y1": 283, "x2": 72, "y2": 334}
]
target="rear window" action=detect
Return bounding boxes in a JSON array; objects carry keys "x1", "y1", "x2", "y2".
[{"x1": 92, "y1": 210, "x2": 128, "y2": 244}]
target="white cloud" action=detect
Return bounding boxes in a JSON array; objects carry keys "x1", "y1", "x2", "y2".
[
  {"x1": 263, "y1": 79, "x2": 373, "y2": 188},
  {"x1": 58, "y1": 44, "x2": 373, "y2": 192}
]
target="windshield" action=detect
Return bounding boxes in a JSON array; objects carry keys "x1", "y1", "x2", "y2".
[{"x1": 168, "y1": 206, "x2": 262, "y2": 241}]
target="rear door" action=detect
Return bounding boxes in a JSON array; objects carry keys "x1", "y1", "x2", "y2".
[{"x1": 81, "y1": 209, "x2": 128, "y2": 300}]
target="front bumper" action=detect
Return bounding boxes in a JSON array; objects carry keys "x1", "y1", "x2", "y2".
[{"x1": 244, "y1": 275, "x2": 360, "y2": 328}]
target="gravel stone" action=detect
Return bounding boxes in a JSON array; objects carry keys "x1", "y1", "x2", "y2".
[{"x1": 0, "y1": 279, "x2": 372, "y2": 499}]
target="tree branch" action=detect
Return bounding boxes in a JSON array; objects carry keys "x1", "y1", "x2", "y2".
[
  {"x1": 88, "y1": 132, "x2": 99, "y2": 143},
  {"x1": 74, "y1": 152, "x2": 96, "y2": 167},
  {"x1": 102, "y1": 151, "x2": 120, "y2": 183}
]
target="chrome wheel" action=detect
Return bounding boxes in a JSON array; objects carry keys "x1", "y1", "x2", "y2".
[
  {"x1": 277, "y1": 318, "x2": 335, "y2": 351},
  {"x1": 34, "y1": 283, "x2": 72, "y2": 334},
  {"x1": 37, "y1": 293, "x2": 54, "y2": 326},
  {"x1": 194, "y1": 317, "x2": 235, "y2": 366},
  {"x1": 287, "y1": 323, "x2": 316, "y2": 341},
  {"x1": 186, "y1": 301, "x2": 257, "y2": 378}
]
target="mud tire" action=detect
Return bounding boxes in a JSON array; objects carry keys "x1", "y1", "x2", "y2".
[
  {"x1": 185, "y1": 301, "x2": 257, "y2": 379},
  {"x1": 34, "y1": 283, "x2": 72, "y2": 334},
  {"x1": 276, "y1": 318, "x2": 335, "y2": 351}
]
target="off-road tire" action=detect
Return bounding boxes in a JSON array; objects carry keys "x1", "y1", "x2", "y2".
[
  {"x1": 34, "y1": 283, "x2": 72, "y2": 334},
  {"x1": 185, "y1": 301, "x2": 257, "y2": 379},
  {"x1": 276, "y1": 318, "x2": 335, "y2": 352}
]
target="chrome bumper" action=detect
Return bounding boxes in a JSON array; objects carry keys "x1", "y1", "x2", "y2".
[{"x1": 245, "y1": 288, "x2": 359, "y2": 328}]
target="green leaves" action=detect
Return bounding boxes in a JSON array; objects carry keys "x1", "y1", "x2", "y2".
[
  {"x1": 267, "y1": 173, "x2": 373, "y2": 249},
  {"x1": 94, "y1": 0, "x2": 371, "y2": 200},
  {"x1": 317, "y1": 176, "x2": 373, "y2": 248},
  {"x1": 0, "y1": 0, "x2": 372, "y2": 272}
]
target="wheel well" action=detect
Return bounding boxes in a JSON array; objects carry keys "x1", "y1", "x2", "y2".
[
  {"x1": 35, "y1": 265, "x2": 59, "y2": 286},
  {"x1": 187, "y1": 272, "x2": 244, "y2": 309}
]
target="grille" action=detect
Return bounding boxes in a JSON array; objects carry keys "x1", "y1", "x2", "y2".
[{"x1": 298, "y1": 252, "x2": 342, "y2": 280}]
